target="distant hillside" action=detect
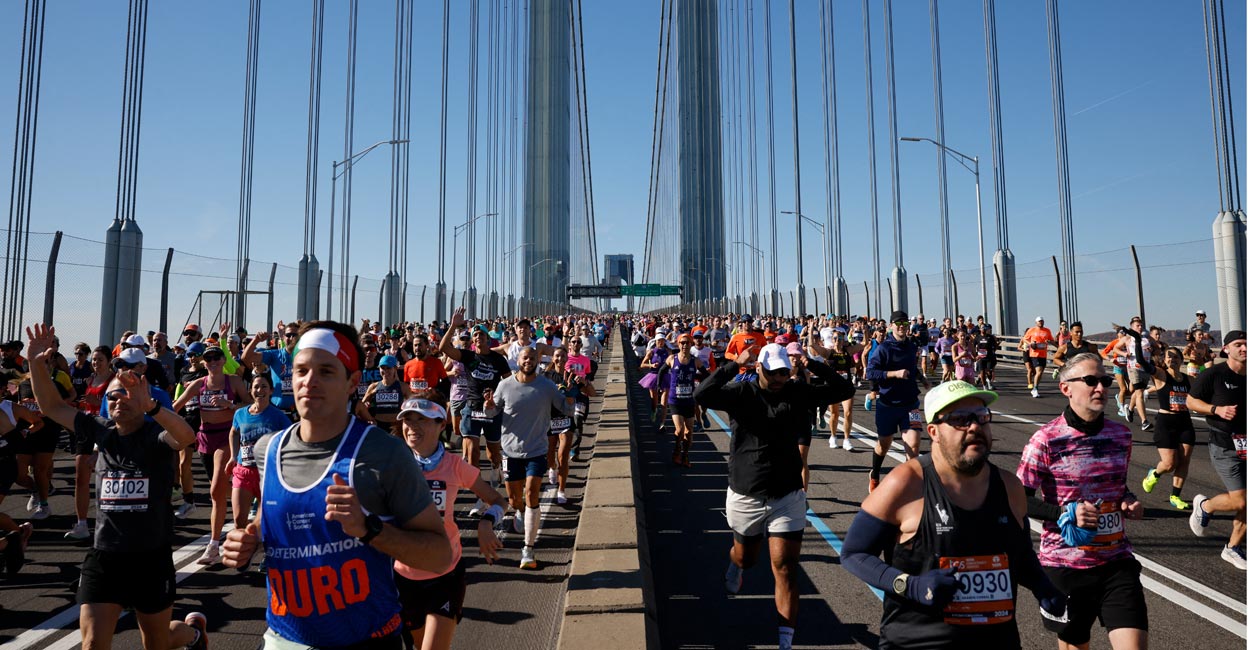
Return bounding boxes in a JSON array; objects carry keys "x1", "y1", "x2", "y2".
[{"x1": 1084, "y1": 329, "x2": 1220, "y2": 347}]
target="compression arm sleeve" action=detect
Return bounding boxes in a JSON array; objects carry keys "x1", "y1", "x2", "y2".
[
  {"x1": 1025, "y1": 486, "x2": 1062, "y2": 522},
  {"x1": 840, "y1": 509, "x2": 904, "y2": 593}
]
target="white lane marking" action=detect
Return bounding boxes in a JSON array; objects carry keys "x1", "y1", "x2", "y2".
[
  {"x1": 8, "y1": 524, "x2": 234, "y2": 650},
  {"x1": 845, "y1": 420, "x2": 1247, "y2": 633}
]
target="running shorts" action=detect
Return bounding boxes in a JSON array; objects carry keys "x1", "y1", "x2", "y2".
[
  {"x1": 197, "y1": 420, "x2": 231, "y2": 455},
  {"x1": 875, "y1": 402, "x2": 922, "y2": 439},
  {"x1": 1029, "y1": 356, "x2": 1048, "y2": 369},
  {"x1": 395, "y1": 558, "x2": 467, "y2": 626},
  {"x1": 1152, "y1": 414, "x2": 1195, "y2": 450},
  {"x1": 725, "y1": 488, "x2": 806, "y2": 541},
  {"x1": 18, "y1": 424, "x2": 60, "y2": 455},
  {"x1": 1042, "y1": 558, "x2": 1148, "y2": 646},
  {"x1": 458, "y1": 403, "x2": 502, "y2": 444},
  {"x1": 78, "y1": 548, "x2": 176, "y2": 614},
  {"x1": 231, "y1": 464, "x2": 261, "y2": 494},
  {"x1": 668, "y1": 402, "x2": 696, "y2": 419},
  {"x1": 1209, "y1": 443, "x2": 1245, "y2": 493},
  {"x1": 504, "y1": 453, "x2": 549, "y2": 483},
  {"x1": 1128, "y1": 369, "x2": 1149, "y2": 390}
]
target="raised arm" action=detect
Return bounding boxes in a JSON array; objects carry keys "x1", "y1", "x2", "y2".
[
  {"x1": 437, "y1": 307, "x2": 466, "y2": 361},
  {"x1": 24, "y1": 324, "x2": 78, "y2": 430}
]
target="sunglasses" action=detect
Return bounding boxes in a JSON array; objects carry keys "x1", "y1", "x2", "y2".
[
  {"x1": 1064, "y1": 374, "x2": 1114, "y2": 388},
  {"x1": 933, "y1": 407, "x2": 992, "y2": 428},
  {"x1": 763, "y1": 367, "x2": 791, "y2": 378},
  {"x1": 105, "y1": 389, "x2": 128, "y2": 402},
  {"x1": 74, "y1": 350, "x2": 89, "y2": 356},
  {"x1": 203, "y1": 354, "x2": 225, "y2": 362},
  {"x1": 110, "y1": 361, "x2": 139, "y2": 371},
  {"x1": 283, "y1": 332, "x2": 298, "y2": 339},
  {"x1": 188, "y1": 353, "x2": 202, "y2": 359}
]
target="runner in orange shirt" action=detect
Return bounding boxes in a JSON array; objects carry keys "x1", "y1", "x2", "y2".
[
  {"x1": 1019, "y1": 316, "x2": 1055, "y2": 398},
  {"x1": 725, "y1": 315, "x2": 767, "y2": 381},
  {"x1": 402, "y1": 334, "x2": 449, "y2": 404}
]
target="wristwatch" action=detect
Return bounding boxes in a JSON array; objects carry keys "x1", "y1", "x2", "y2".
[
  {"x1": 145, "y1": 403, "x2": 162, "y2": 417},
  {"x1": 892, "y1": 573, "x2": 909, "y2": 596},
  {"x1": 358, "y1": 513, "x2": 384, "y2": 545}
]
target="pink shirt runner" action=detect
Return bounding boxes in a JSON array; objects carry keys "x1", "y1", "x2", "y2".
[{"x1": 393, "y1": 452, "x2": 480, "y2": 581}]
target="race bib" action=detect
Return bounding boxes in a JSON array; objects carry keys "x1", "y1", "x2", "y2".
[
  {"x1": 1168, "y1": 393, "x2": 1187, "y2": 411},
  {"x1": 674, "y1": 384, "x2": 694, "y2": 399},
  {"x1": 20, "y1": 398, "x2": 40, "y2": 414},
  {"x1": 1233, "y1": 434, "x2": 1246, "y2": 460},
  {"x1": 550, "y1": 417, "x2": 572, "y2": 432},
  {"x1": 940, "y1": 554, "x2": 1014, "y2": 626},
  {"x1": 1033, "y1": 342, "x2": 1047, "y2": 351},
  {"x1": 239, "y1": 444, "x2": 256, "y2": 467},
  {"x1": 410, "y1": 379, "x2": 429, "y2": 392},
  {"x1": 1080, "y1": 503, "x2": 1125, "y2": 549},
  {"x1": 99, "y1": 471, "x2": 150, "y2": 512},
  {"x1": 977, "y1": 349, "x2": 987, "y2": 359},
  {"x1": 470, "y1": 410, "x2": 492, "y2": 422},
  {"x1": 428, "y1": 480, "x2": 448, "y2": 514},
  {"x1": 958, "y1": 357, "x2": 973, "y2": 367},
  {"x1": 908, "y1": 409, "x2": 925, "y2": 429},
  {"x1": 280, "y1": 376, "x2": 293, "y2": 395},
  {"x1": 574, "y1": 403, "x2": 588, "y2": 417}
]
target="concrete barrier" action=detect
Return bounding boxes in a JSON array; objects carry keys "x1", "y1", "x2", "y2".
[{"x1": 557, "y1": 334, "x2": 659, "y2": 650}]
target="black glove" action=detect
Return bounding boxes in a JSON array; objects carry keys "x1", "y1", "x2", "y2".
[{"x1": 906, "y1": 566, "x2": 960, "y2": 609}]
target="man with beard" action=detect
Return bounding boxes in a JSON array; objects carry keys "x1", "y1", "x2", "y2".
[
  {"x1": 1017, "y1": 352, "x2": 1147, "y2": 650},
  {"x1": 841, "y1": 381, "x2": 1068, "y2": 649}
]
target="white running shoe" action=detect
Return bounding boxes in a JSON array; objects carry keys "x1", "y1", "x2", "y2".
[
  {"x1": 64, "y1": 521, "x2": 90, "y2": 540},
  {"x1": 469, "y1": 498, "x2": 484, "y2": 518},
  {"x1": 1190, "y1": 494, "x2": 1211, "y2": 537},
  {"x1": 842, "y1": 439, "x2": 853, "y2": 452},
  {"x1": 519, "y1": 546, "x2": 538, "y2": 570},
  {"x1": 1030, "y1": 388, "x2": 1039, "y2": 398},
  {"x1": 1221, "y1": 545, "x2": 1247, "y2": 570},
  {"x1": 31, "y1": 504, "x2": 49, "y2": 521},
  {"x1": 512, "y1": 511, "x2": 524, "y2": 534},
  {"x1": 184, "y1": 611, "x2": 208, "y2": 650},
  {"x1": 196, "y1": 543, "x2": 221, "y2": 566},
  {"x1": 556, "y1": 491, "x2": 568, "y2": 505},
  {"x1": 175, "y1": 502, "x2": 197, "y2": 520},
  {"x1": 26, "y1": 495, "x2": 36, "y2": 512},
  {"x1": 547, "y1": 468, "x2": 557, "y2": 486}
]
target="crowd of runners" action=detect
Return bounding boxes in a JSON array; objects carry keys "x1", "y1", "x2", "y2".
[{"x1": 0, "y1": 304, "x2": 1242, "y2": 650}]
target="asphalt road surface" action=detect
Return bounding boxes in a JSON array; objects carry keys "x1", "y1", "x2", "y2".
[
  {"x1": 0, "y1": 357, "x2": 610, "y2": 650},
  {"x1": 631, "y1": 354, "x2": 1247, "y2": 650}
]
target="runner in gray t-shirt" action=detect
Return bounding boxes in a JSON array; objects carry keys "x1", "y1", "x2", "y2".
[{"x1": 483, "y1": 345, "x2": 573, "y2": 570}]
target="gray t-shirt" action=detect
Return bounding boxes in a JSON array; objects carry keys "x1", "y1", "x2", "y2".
[
  {"x1": 255, "y1": 418, "x2": 432, "y2": 525},
  {"x1": 490, "y1": 375, "x2": 571, "y2": 459}
]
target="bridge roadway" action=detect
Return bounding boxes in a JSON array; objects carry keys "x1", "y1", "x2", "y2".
[
  {"x1": 631, "y1": 352, "x2": 1248, "y2": 649},
  {"x1": 0, "y1": 354, "x2": 613, "y2": 650}
]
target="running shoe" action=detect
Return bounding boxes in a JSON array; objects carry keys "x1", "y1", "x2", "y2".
[
  {"x1": 570, "y1": 448, "x2": 580, "y2": 461},
  {"x1": 985, "y1": 380, "x2": 993, "y2": 390},
  {"x1": 864, "y1": 396, "x2": 874, "y2": 412},
  {"x1": 25, "y1": 495, "x2": 36, "y2": 512},
  {"x1": 546, "y1": 468, "x2": 557, "y2": 486},
  {"x1": 1117, "y1": 404, "x2": 1129, "y2": 419},
  {"x1": 1126, "y1": 408, "x2": 1135, "y2": 423},
  {"x1": 556, "y1": 491, "x2": 568, "y2": 505},
  {"x1": 1170, "y1": 495, "x2": 1191, "y2": 510},
  {"x1": 64, "y1": 521, "x2": 90, "y2": 540},
  {"x1": 1142, "y1": 469, "x2": 1158, "y2": 493},
  {"x1": 519, "y1": 546, "x2": 538, "y2": 570},
  {"x1": 1141, "y1": 420, "x2": 1154, "y2": 432},
  {"x1": 512, "y1": 511, "x2": 524, "y2": 535},
  {"x1": 1221, "y1": 545, "x2": 1247, "y2": 570},
  {"x1": 1027, "y1": 383, "x2": 1034, "y2": 390},
  {"x1": 701, "y1": 415, "x2": 711, "y2": 429},
  {"x1": 469, "y1": 499, "x2": 484, "y2": 518},
  {"x1": 1189, "y1": 494, "x2": 1211, "y2": 537},
  {"x1": 184, "y1": 611, "x2": 209, "y2": 650},
  {"x1": 842, "y1": 439, "x2": 853, "y2": 452},
  {"x1": 724, "y1": 561, "x2": 743, "y2": 594},
  {"x1": 196, "y1": 543, "x2": 221, "y2": 566},
  {"x1": 31, "y1": 503, "x2": 49, "y2": 520},
  {"x1": 175, "y1": 502, "x2": 197, "y2": 520},
  {"x1": 1030, "y1": 388, "x2": 1039, "y2": 399}
]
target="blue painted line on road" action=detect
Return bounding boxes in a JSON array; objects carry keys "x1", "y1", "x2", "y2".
[{"x1": 704, "y1": 408, "x2": 884, "y2": 602}]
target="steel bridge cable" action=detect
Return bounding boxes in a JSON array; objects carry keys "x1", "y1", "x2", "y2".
[
  {"x1": 575, "y1": 0, "x2": 600, "y2": 285},
  {"x1": 1215, "y1": 0, "x2": 1241, "y2": 211},
  {"x1": 302, "y1": 0, "x2": 325, "y2": 257}
]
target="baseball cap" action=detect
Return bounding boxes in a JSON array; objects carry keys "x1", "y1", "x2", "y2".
[
  {"x1": 785, "y1": 342, "x2": 803, "y2": 357},
  {"x1": 115, "y1": 348, "x2": 147, "y2": 366},
  {"x1": 183, "y1": 324, "x2": 201, "y2": 335},
  {"x1": 774, "y1": 334, "x2": 791, "y2": 345},
  {"x1": 202, "y1": 346, "x2": 226, "y2": 360},
  {"x1": 456, "y1": 329, "x2": 471, "y2": 340},
  {"x1": 758, "y1": 343, "x2": 793, "y2": 372},
  {"x1": 924, "y1": 380, "x2": 998, "y2": 424},
  {"x1": 398, "y1": 397, "x2": 447, "y2": 421},
  {"x1": 1, "y1": 340, "x2": 22, "y2": 351},
  {"x1": 889, "y1": 310, "x2": 908, "y2": 323},
  {"x1": 1196, "y1": 309, "x2": 1207, "y2": 316},
  {"x1": 124, "y1": 334, "x2": 148, "y2": 348},
  {"x1": 739, "y1": 314, "x2": 753, "y2": 322},
  {"x1": 379, "y1": 355, "x2": 399, "y2": 368},
  {"x1": 1035, "y1": 316, "x2": 1045, "y2": 322},
  {"x1": 1221, "y1": 330, "x2": 1245, "y2": 357},
  {"x1": 186, "y1": 342, "x2": 207, "y2": 356}
]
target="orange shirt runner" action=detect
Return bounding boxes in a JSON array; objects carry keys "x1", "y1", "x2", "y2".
[{"x1": 1021, "y1": 327, "x2": 1055, "y2": 359}]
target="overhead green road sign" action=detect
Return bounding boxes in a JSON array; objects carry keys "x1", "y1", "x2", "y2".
[
  {"x1": 567, "y1": 284, "x2": 623, "y2": 299},
  {"x1": 620, "y1": 284, "x2": 682, "y2": 297}
]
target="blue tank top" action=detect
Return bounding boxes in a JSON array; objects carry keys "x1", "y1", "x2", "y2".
[{"x1": 262, "y1": 418, "x2": 403, "y2": 646}]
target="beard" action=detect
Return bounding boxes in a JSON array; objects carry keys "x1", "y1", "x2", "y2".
[{"x1": 941, "y1": 436, "x2": 990, "y2": 476}]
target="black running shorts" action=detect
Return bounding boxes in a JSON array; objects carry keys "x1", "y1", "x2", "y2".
[{"x1": 1042, "y1": 558, "x2": 1148, "y2": 645}]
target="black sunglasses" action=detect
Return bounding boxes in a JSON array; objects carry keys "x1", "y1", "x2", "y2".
[
  {"x1": 933, "y1": 407, "x2": 992, "y2": 428},
  {"x1": 763, "y1": 367, "x2": 791, "y2": 378},
  {"x1": 284, "y1": 332, "x2": 298, "y2": 338},
  {"x1": 105, "y1": 389, "x2": 128, "y2": 402},
  {"x1": 1064, "y1": 374, "x2": 1114, "y2": 388},
  {"x1": 203, "y1": 353, "x2": 225, "y2": 362}
]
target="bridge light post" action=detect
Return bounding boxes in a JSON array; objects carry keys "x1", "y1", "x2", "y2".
[{"x1": 782, "y1": 211, "x2": 829, "y2": 315}]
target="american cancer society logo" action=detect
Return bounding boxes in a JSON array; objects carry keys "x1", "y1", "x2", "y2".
[{"x1": 286, "y1": 511, "x2": 316, "y2": 532}]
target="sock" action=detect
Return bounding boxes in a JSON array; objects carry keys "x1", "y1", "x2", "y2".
[
  {"x1": 77, "y1": 519, "x2": 87, "y2": 527},
  {"x1": 778, "y1": 626, "x2": 795, "y2": 649},
  {"x1": 1172, "y1": 485, "x2": 1184, "y2": 498},
  {"x1": 1153, "y1": 466, "x2": 1166, "y2": 477},
  {"x1": 184, "y1": 493, "x2": 196, "y2": 504},
  {"x1": 871, "y1": 452, "x2": 885, "y2": 478},
  {"x1": 524, "y1": 506, "x2": 539, "y2": 547}
]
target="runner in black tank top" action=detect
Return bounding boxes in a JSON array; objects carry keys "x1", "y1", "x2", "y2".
[{"x1": 1141, "y1": 348, "x2": 1196, "y2": 508}]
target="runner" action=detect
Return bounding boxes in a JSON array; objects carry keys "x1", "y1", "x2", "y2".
[
  {"x1": 666, "y1": 334, "x2": 707, "y2": 469},
  {"x1": 564, "y1": 336, "x2": 596, "y2": 462},
  {"x1": 724, "y1": 314, "x2": 767, "y2": 382},
  {"x1": 694, "y1": 343, "x2": 853, "y2": 650},
  {"x1": 357, "y1": 355, "x2": 411, "y2": 432},
  {"x1": 26, "y1": 323, "x2": 209, "y2": 650},
  {"x1": 975, "y1": 324, "x2": 999, "y2": 390},
  {"x1": 1051, "y1": 321, "x2": 1096, "y2": 375},
  {"x1": 171, "y1": 345, "x2": 252, "y2": 564},
  {"x1": 1140, "y1": 348, "x2": 1195, "y2": 510},
  {"x1": 1020, "y1": 317, "x2": 1055, "y2": 398},
  {"x1": 841, "y1": 380, "x2": 1068, "y2": 649},
  {"x1": 1182, "y1": 331, "x2": 1213, "y2": 377},
  {"x1": 690, "y1": 331, "x2": 716, "y2": 430},
  {"x1": 865, "y1": 311, "x2": 932, "y2": 493},
  {"x1": 639, "y1": 332, "x2": 672, "y2": 428},
  {"x1": 225, "y1": 374, "x2": 290, "y2": 536},
  {"x1": 1103, "y1": 329, "x2": 1133, "y2": 419},
  {"x1": 1186, "y1": 330, "x2": 1246, "y2": 569},
  {"x1": 241, "y1": 321, "x2": 299, "y2": 420},
  {"x1": 862, "y1": 326, "x2": 888, "y2": 411},
  {"x1": 221, "y1": 320, "x2": 451, "y2": 649},
  {"x1": 1016, "y1": 352, "x2": 1148, "y2": 649},
  {"x1": 483, "y1": 345, "x2": 575, "y2": 570},
  {"x1": 935, "y1": 327, "x2": 957, "y2": 383},
  {"x1": 1116, "y1": 317, "x2": 1154, "y2": 426},
  {"x1": 15, "y1": 342, "x2": 76, "y2": 521},
  {"x1": 1189, "y1": 309, "x2": 1212, "y2": 337},
  {"x1": 952, "y1": 330, "x2": 977, "y2": 383},
  {"x1": 392, "y1": 397, "x2": 505, "y2": 650}
]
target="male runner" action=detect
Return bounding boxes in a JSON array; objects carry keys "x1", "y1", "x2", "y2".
[
  {"x1": 1020, "y1": 317, "x2": 1055, "y2": 398},
  {"x1": 1051, "y1": 321, "x2": 1096, "y2": 374},
  {"x1": 865, "y1": 311, "x2": 932, "y2": 493},
  {"x1": 1017, "y1": 352, "x2": 1148, "y2": 649},
  {"x1": 841, "y1": 380, "x2": 1068, "y2": 648},
  {"x1": 222, "y1": 320, "x2": 451, "y2": 649},
  {"x1": 1186, "y1": 330, "x2": 1247, "y2": 569},
  {"x1": 439, "y1": 309, "x2": 512, "y2": 495},
  {"x1": 695, "y1": 343, "x2": 853, "y2": 650},
  {"x1": 724, "y1": 314, "x2": 766, "y2": 381}
]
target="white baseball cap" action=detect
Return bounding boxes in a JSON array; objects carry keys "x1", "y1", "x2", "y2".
[
  {"x1": 116, "y1": 348, "x2": 147, "y2": 365},
  {"x1": 1035, "y1": 316, "x2": 1044, "y2": 322},
  {"x1": 758, "y1": 343, "x2": 793, "y2": 372},
  {"x1": 124, "y1": 334, "x2": 148, "y2": 348},
  {"x1": 398, "y1": 397, "x2": 446, "y2": 421}
]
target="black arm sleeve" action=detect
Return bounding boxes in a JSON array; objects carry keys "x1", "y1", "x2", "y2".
[
  {"x1": 1025, "y1": 486, "x2": 1062, "y2": 522},
  {"x1": 840, "y1": 509, "x2": 905, "y2": 594}
]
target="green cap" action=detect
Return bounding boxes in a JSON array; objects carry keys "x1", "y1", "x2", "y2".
[{"x1": 923, "y1": 380, "x2": 998, "y2": 424}]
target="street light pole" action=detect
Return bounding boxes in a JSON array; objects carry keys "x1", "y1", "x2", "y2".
[
  {"x1": 326, "y1": 138, "x2": 408, "y2": 320},
  {"x1": 449, "y1": 211, "x2": 496, "y2": 312},
  {"x1": 900, "y1": 136, "x2": 988, "y2": 320},
  {"x1": 782, "y1": 210, "x2": 828, "y2": 315}
]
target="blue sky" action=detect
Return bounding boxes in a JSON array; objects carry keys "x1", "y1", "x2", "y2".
[{"x1": 0, "y1": 0, "x2": 1243, "y2": 339}]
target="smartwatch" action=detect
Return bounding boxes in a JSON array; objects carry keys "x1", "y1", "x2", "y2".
[
  {"x1": 358, "y1": 513, "x2": 384, "y2": 545},
  {"x1": 892, "y1": 573, "x2": 909, "y2": 597}
]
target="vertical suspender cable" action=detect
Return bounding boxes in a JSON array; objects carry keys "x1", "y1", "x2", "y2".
[
  {"x1": 1201, "y1": 0, "x2": 1227, "y2": 211},
  {"x1": 436, "y1": 0, "x2": 450, "y2": 312},
  {"x1": 862, "y1": 0, "x2": 881, "y2": 315},
  {"x1": 763, "y1": 0, "x2": 779, "y2": 307}
]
